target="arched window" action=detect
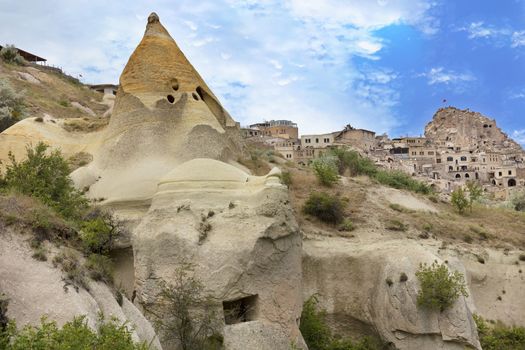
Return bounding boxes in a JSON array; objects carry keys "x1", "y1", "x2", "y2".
[
  {"x1": 508, "y1": 179, "x2": 517, "y2": 187},
  {"x1": 455, "y1": 174, "x2": 461, "y2": 179}
]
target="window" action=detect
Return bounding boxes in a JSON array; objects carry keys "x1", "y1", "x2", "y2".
[
  {"x1": 508, "y1": 170, "x2": 512, "y2": 175},
  {"x1": 447, "y1": 157, "x2": 453, "y2": 162},
  {"x1": 460, "y1": 156, "x2": 467, "y2": 161},
  {"x1": 436, "y1": 159, "x2": 442, "y2": 163},
  {"x1": 499, "y1": 172, "x2": 503, "y2": 176},
  {"x1": 412, "y1": 152, "x2": 416, "y2": 155},
  {"x1": 419, "y1": 152, "x2": 424, "y2": 156},
  {"x1": 223, "y1": 295, "x2": 258, "y2": 325},
  {"x1": 324, "y1": 138, "x2": 330, "y2": 143},
  {"x1": 315, "y1": 138, "x2": 319, "y2": 143},
  {"x1": 428, "y1": 151, "x2": 434, "y2": 155}
]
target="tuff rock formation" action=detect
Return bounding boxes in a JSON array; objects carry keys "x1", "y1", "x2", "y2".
[
  {"x1": 424, "y1": 107, "x2": 524, "y2": 153},
  {"x1": 303, "y1": 239, "x2": 481, "y2": 350},
  {"x1": 72, "y1": 12, "x2": 243, "y2": 202}
]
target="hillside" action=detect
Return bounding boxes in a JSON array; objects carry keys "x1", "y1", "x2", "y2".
[{"x1": 1, "y1": 13, "x2": 525, "y2": 350}]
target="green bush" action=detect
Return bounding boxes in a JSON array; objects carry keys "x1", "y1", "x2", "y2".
[
  {"x1": 85, "y1": 254, "x2": 114, "y2": 284},
  {"x1": 416, "y1": 261, "x2": 468, "y2": 311},
  {"x1": 300, "y1": 296, "x2": 382, "y2": 350},
  {"x1": 311, "y1": 156, "x2": 339, "y2": 187},
  {"x1": 2, "y1": 142, "x2": 87, "y2": 220},
  {"x1": 385, "y1": 219, "x2": 407, "y2": 231},
  {"x1": 510, "y1": 190, "x2": 525, "y2": 212},
  {"x1": 451, "y1": 188, "x2": 469, "y2": 214},
  {"x1": 338, "y1": 219, "x2": 354, "y2": 232},
  {"x1": 300, "y1": 296, "x2": 332, "y2": 350},
  {"x1": 330, "y1": 148, "x2": 377, "y2": 177},
  {"x1": 79, "y1": 213, "x2": 117, "y2": 255},
  {"x1": 303, "y1": 192, "x2": 345, "y2": 225},
  {"x1": 474, "y1": 315, "x2": 525, "y2": 350},
  {"x1": 0, "y1": 45, "x2": 25, "y2": 65},
  {"x1": 465, "y1": 181, "x2": 483, "y2": 212},
  {"x1": 279, "y1": 171, "x2": 292, "y2": 188},
  {"x1": 0, "y1": 79, "x2": 25, "y2": 132},
  {"x1": 0, "y1": 293, "x2": 8, "y2": 333},
  {"x1": 373, "y1": 170, "x2": 431, "y2": 194},
  {"x1": 0, "y1": 315, "x2": 148, "y2": 350},
  {"x1": 150, "y1": 262, "x2": 222, "y2": 350}
]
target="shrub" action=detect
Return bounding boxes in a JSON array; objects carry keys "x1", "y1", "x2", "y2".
[
  {"x1": 330, "y1": 148, "x2": 377, "y2": 177},
  {"x1": 3, "y1": 142, "x2": 88, "y2": 220},
  {"x1": 474, "y1": 314, "x2": 525, "y2": 350},
  {"x1": 311, "y1": 156, "x2": 339, "y2": 187},
  {"x1": 303, "y1": 192, "x2": 345, "y2": 225},
  {"x1": 416, "y1": 261, "x2": 468, "y2": 311},
  {"x1": 0, "y1": 315, "x2": 148, "y2": 350},
  {"x1": 52, "y1": 249, "x2": 88, "y2": 292},
  {"x1": 510, "y1": 191, "x2": 525, "y2": 212},
  {"x1": 374, "y1": 170, "x2": 431, "y2": 194},
  {"x1": 279, "y1": 170, "x2": 292, "y2": 188},
  {"x1": 31, "y1": 246, "x2": 47, "y2": 261},
  {"x1": 85, "y1": 254, "x2": 114, "y2": 284},
  {"x1": 338, "y1": 219, "x2": 354, "y2": 232},
  {"x1": 389, "y1": 203, "x2": 414, "y2": 213},
  {"x1": 300, "y1": 296, "x2": 332, "y2": 350},
  {"x1": 79, "y1": 209, "x2": 121, "y2": 255},
  {"x1": 0, "y1": 293, "x2": 8, "y2": 332},
  {"x1": 465, "y1": 181, "x2": 483, "y2": 212},
  {"x1": 0, "y1": 45, "x2": 25, "y2": 65},
  {"x1": 0, "y1": 79, "x2": 25, "y2": 132},
  {"x1": 451, "y1": 188, "x2": 469, "y2": 214},
  {"x1": 58, "y1": 99, "x2": 71, "y2": 107},
  {"x1": 385, "y1": 219, "x2": 407, "y2": 231},
  {"x1": 300, "y1": 295, "x2": 383, "y2": 350},
  {"x1": 149, "y1": 262, "x2": 222, "y2": 350}
]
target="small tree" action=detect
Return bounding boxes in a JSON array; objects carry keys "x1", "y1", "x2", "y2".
[
  {"x1": 311, "y1": 155, "x2": 339, "y2": 187},
  {"x1": 80, "y1": 208, "x2": 123, "y2": 255},
  {"x1": 300, "y1": 296, "x2": 332, "y2": 350},
  {"x1": 451, "y1": 188, "x2": 469, "y2": 214},
  {"x1": 3, "y1": 142, "x2": 87, "y2": 219},
  {"x1": 416, "y1": 261, "x2": 468, "y2": 312},
  {"x1": 0, "y1": 79, "x2": 25, "y2": 132},
  {"x1": 150, "y1": 262, "x2": 222, "y2": 350},
  {"x1": 0, "y1": 45, "x2": 26, "y2": 65},
  {"x1": 510, "y1": 190, "x2": 525, "y2": 212},
  {"x1": 465, "y1": 181, "x2": 483, "y2": 212},
  {"x1": 303, "y1": 192, "x2": 345, "y2": 225}
]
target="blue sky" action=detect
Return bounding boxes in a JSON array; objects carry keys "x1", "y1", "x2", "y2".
[{"x1": 0, "y1": 0, "x2": 524, "y2": 144}]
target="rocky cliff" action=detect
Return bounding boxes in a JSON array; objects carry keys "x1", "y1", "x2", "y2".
[{"x1": 424, "y1": 107, "x2": 524, "y2": 153}]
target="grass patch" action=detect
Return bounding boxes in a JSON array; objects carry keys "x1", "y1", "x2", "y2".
[
  {"x1": 389, "y1": 203, "x2": 415, "y2": 213},
  {"x1": 385, "y1": 219, "x2": 408, "y2": 232}
]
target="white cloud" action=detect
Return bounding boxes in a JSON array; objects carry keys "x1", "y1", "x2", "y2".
[
  {"x1": 461, "y1": 21, "x2": 504, "y2": 39},
  {"x1": 512, "y1": 130, "x2": 525, "y2": 146},
  {"x1": 0, "y1": 0, "x2": 436, "y2": 135},
  {"x1": 511, "y1": 31, "x2": 525, "y2": 48},
  {"x1": 421, "y1": 67, "x2": 475, "y2": 85}
]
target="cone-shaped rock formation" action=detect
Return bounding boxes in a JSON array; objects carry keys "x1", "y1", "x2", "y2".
[{"x1": 72, "y1": 13, "x2": 243, "y2": 202}]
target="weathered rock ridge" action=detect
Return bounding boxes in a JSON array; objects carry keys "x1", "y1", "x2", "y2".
[{"x1": 425, "y1": 107, "x2": 524, "y2": 153}]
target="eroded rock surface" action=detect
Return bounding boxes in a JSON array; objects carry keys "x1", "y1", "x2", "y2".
[{"x1": 303, "y1": 239, "x2": 481, "y2": 350}]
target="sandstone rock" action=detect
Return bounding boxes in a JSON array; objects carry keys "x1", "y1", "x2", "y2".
[
  {"x1": 0, "y1": 229, "x2": 161, "y2": 349},
  {"x1": 302, "y1": 239, "x2": 481, "y2": 350},
  {"x1": 16, "y1": 71, "x2": 40, "y2": 84},
  {"x1": 71, "y1": 101, "x2": 96, "y2": 116},
  {"x1": 132, "y1": 159, "x2": 304, "y2": 349},
  {"x1": 70, "y1": 12, "x2": 243, "y2": 203}
]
